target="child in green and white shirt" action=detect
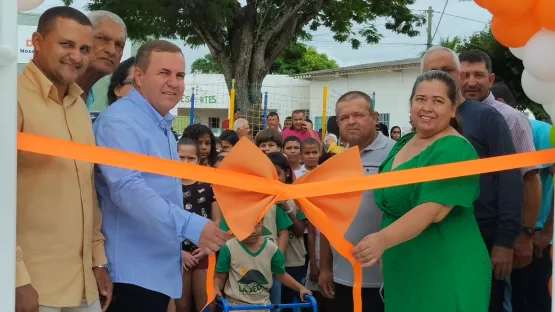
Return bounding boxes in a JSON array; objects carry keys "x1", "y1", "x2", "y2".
[
  {"x1": 266, "y1": 152, "x2": 308, "y2": 311},
  {"x1": 219, "y1": 152, "x2": 294, "y2": 310},
  {"x1": 215, "y1": 220, "x2": 312, "y2": 312}
]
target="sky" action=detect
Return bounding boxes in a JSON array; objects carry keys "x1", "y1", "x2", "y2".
[{"x1": 28, "y1": 0, "x2": 493, "y2": 73}]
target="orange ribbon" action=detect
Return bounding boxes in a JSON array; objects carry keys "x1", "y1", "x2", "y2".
[
  {"x1": 15, "y1": 132, "x2": 555, "y2": 312},
  {"x1": 211, "y1": 139, "x2": 364, "y2": 311}
]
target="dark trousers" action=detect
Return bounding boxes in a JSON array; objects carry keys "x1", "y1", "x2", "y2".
[
  {"x1": 333, "y1": 283, "x2": 384, "y2": 312},
  {"x1": 303, "y1": 233, "x2": 309, "y2": 269},
  {"x1": 304, "y1": 291, "x2": 334, "y2": 312},
  {"x1": 282, "y1": 266, "x2": 308, "y2": 312},
  {"x1": 483, "y1": 241, "x2": 506, "y2": 312},
  {"x1": 489, "y1": 274, "x2": 506, "y2": 312},
  {"x1": 511, "y1": 245, "x2": 552, "y2": 312},
  {"x1": 107, "y1": 283, "x2": 170, "y2": 312}
]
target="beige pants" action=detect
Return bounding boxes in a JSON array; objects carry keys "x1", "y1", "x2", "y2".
[{"x1": 39, "y1": 299, "x2": 101, "y2": 312}]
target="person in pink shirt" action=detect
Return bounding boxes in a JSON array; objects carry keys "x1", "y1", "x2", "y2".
[{"x1": 281, "y1": 110, "x2": 320, "y2": 142}]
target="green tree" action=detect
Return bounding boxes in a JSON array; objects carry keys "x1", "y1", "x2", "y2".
[
  {"x1": 419, "y1": 36, "x2": 461, "y2": 56},
  {"x1": 64, "y1": 0, "x2": 424, "y2": 110},
  {"x1": 439, "y1": 36, "x2": 461, "y2": 51},
  {"x1": 455, "y1": 26, "x2": 550, "y2": 121},
  {"x1": 191, "y1": 54, "x2": 222, "y2": 74},
  {"x1": 272, "y1": 43, "x2": 338, "y2": 74},
  {"x1": 192, "y1": 42, "x2": 338, "y2": 75}
]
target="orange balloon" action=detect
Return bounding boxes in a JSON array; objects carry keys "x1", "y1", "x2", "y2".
[
  {"x1": 474, "y1": 0, "x2": 486, "y2": 9},
  {"x1": 484, "y1": 0, "x2": 534, "y2": 18},
  {"x1": 535, "y1": 0, "x2": 555, "y2": 31},
  {"x1": 491, "y1": 10, "x2": 542, "y2": 48}
]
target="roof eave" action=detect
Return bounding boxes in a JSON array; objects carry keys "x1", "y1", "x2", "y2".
[{"x1": 291, "y1": 62, "x2": 421, "y2": 80}]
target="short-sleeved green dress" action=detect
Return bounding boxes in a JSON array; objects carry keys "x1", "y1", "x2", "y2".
[{"x1": 374, "y1": 132, "x2": 491, "y2": 312}]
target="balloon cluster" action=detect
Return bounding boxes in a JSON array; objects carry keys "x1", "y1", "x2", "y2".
[{"x1": 475, "y1": 0, "x2": 555, "y2": 106}]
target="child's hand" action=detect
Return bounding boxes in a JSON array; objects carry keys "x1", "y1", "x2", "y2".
[
  {"x1": 298, "y1": 286, "x2": 312, "y2": 301},
  {"x1": 214, "y1": 287, "x2": 222, "y2": 298},
  {"x1": 277, "y1": 200, "x2": 290, "y2": 210},
  {"x1": 192, "y1": 248, "x2": 206, "y2": 261},
  {"x1": 182, "y1": 250, "x2": 198, "y2": 270}
]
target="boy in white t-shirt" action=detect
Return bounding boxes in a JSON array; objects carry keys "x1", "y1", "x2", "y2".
[{"x1": 215, "y1": 220, "x2": 311, "y2": 312}]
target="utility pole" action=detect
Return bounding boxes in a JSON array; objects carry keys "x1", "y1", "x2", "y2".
[{"x1": 426, "y1": 6, "x2": 433, "y2": 50}]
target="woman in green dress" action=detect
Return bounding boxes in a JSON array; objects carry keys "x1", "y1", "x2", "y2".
[{"x1": 351, "y1": 70, "x2": 491, "y2": 312}]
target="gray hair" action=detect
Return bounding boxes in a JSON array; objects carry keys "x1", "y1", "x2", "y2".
[
  {"x1": 420, "y1": 46, "x2": 460, "y2": 73},
  {"x1": 87, "y1": 10, "x2": 127, "y2": 38},
  {"x1": 325, "y1": 133, "x2": 338, "y2": 143},
  {"x1": 233, "y1": 118, "x2": 249, "y2": 131}
]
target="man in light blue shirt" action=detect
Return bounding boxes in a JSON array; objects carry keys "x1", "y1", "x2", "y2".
[{"x1": 94, "y1": 40, "x2": 229, "y2": 312}]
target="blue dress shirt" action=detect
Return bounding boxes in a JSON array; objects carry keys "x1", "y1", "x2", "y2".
[{"x1": 93, "y1": 87, "x2": 208, "y2": 298}]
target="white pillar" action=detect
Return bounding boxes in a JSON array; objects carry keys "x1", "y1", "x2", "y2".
[{"x1": 0, "y1": 0, "x2": 18, "y2": 311}]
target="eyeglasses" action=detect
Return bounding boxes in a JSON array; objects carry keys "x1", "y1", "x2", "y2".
[{"x1": 120, "y1": 78, "x2": 134, "y2": 85}]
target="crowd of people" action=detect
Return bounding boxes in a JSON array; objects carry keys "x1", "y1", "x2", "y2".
[{"x1": 15, "y1": 5, "x2": 554, "y2": 312}]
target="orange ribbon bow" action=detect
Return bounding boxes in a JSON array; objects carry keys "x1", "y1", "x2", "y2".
[{"x1": 205, "y1": 138, "x2": 364, "y2": 312}]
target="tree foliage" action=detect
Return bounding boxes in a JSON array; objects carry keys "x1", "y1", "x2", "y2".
[
  {"x1": 419, "y1": 36, "x2": 461, "y2": 56},
  {"x1": 455, "y1": 26, "x2": 549, "y2": 121},
  {"x1": 64, "y1": 0, "x2": 425, "y2": 112},
  {"x1": 192, "y1": 42, "x2": 338, "y2": 75},
  {"x1": 191, "y1": 54, "x2": 222, "y2": 74}
]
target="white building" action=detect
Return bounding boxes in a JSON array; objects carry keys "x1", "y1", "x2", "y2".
[
  {"x1": 172, "y1": 74, "x2": 310, "y2": 136},
  {"x1": 294, "y1": 57, "x2": 421, "y2": 135},
  {"x1": 176, "y1": 58, "x2": 421, "y2": 136}
]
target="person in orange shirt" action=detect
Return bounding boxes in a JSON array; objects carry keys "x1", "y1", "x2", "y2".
[{"x1": 16, "y1": 7, "x2": 111, "y2": 312}]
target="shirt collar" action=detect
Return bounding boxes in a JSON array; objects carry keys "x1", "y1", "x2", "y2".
[
  {"x1": 128, "y1": 87, "x2": 175, "y2": 130},
  {"x1": 482, "y1": 92, "x2": 496, "y2": 106},
  {"x1": 346, "y1": 132, "x2": 389, "y2": 152},
  {"x1": 23, "y1": 61, "x2": 83, "y2": 104}
]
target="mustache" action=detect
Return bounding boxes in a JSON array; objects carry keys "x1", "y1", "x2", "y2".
[{"x1": 60, "y1": 57, "x2": 82, "y2": 68}]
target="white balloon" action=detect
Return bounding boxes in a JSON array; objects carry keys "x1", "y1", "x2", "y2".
[
  {"x1": 510, "y1": 47, "x2": 526, "y2": 60},
  {"x1": 18, "y1": 0, "x2": 44, "y2": 12},
  {"x1": 523, "y1": 29, "x2": 555, "y2": 83},
  {"x1": 521, "y1": 70, "x2": 555, "y2": 105}
]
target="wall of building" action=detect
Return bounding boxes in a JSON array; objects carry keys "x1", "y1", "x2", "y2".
[{"x1": 170, "y1": 74, "x2": 311, "y2": 120}]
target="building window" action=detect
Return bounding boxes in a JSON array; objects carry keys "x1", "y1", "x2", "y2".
[
  {"x1": 208, "y1": 117, "x2": 220, "y2": 129},
  {"x1": 314, "y1": 116, "x2": 329, "y2": 132},
  {"x1": 378, "y1": 113, "x2": 390, "y2": 129}
]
